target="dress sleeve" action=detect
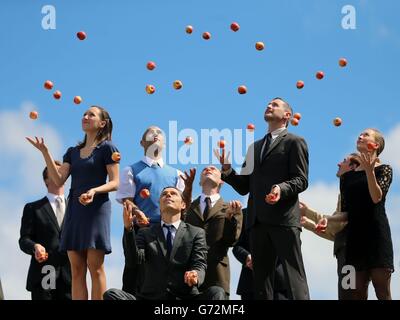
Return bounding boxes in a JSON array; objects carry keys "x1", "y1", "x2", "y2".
[
  {"x1": 63, "y1": 147, "x2": 74, "y2": 164},
  {"x1": 377, "y1": 165, "x2": 393, "y2": 197},
  {"x1": 102, "y1": 141, "x2": 120, "y2": 165}
]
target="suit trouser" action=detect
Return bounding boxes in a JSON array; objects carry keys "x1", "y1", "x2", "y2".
[
  {"x1": 104, "y1": 286, "x2": 226, "y2": 300},
  {"x1": 250, "y1": 223, "x2": 310, "y2": 300},
  {"x1": 31, "y1": 277, "x2": 71, "y2": 300}
]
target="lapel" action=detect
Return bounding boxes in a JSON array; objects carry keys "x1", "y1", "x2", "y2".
[
  {"x1": 254, "y1": 138, "x2": 265, "y2": 168},
  {"x1": 205, "y1": 197, "x2": 224, "y2": 221},
  {"x1": 262, "y1": 129, "x2": 288, "y2": 161},
  {"x1": 191, "y1": 197, "x2": 203, "y2": 221},
  {"x1": 155, "y1": 224, "x2": 169, "y2": 260},
  {"x1": 42, "y1": 197, "x2": 61, "y2": 232},
  {"x1": 170, "y1": 221, "x2": 187, "y2": 260}
]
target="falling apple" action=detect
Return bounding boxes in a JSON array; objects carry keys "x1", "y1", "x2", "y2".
[
  {"x1": 316, "y1": 71, "x2": 324, "y2": 80},
  {"x1": 255, "y1": 42, "x2": 265, "y2": 51},
  {"x1": 173, "y1": 80, "x2": 183, "y2": 90},
  {"x1": 146, "y1": 85, "x2": 156, "y2": 94},
  {"x1": 147, "y1": 61, "x2": 156, "y2": 70},
  {"x1": 140, "y1": 188, "x2": 151, "y2": 199},
  {"x1": 186, "y1": 25, "x2": 193, "y2": 34},
  {"x1": 77, "y1": 31, "x2": 86, "y2": 40},
  {"x1": 291, "y1": 118, "x2": 299, "y2": 126},
  {"x1": 296, "y1": 80, "x2": 304, "y2": 89},
  {"x1": 184, "y1": 136, "x2": 193, "y2": 145},
  {"x1": 111, "y1": 152, "x2": 121, "y2": 162},
  {"x1": 29, "y1": 111, "x2": 38, "y2": 120},
  {"x1": 339, "y1": 58, "x2": 347, "y2": 67},
  {"x1": 238, "y1": 85, "x2": 247, "y2": 94},
  {"x1": 230, "y1": 22, "x2": 240, "y2": 32},
  {"x1": 44, "y1": 80, "x2": 53, "y2": 90},
  {"x1": 74, "y1": 96, "x2": 82, "y2": 104},
  {"x1": 247, "y1": 123, "x2": 255, "y2": 131},
  {"x1": 217, "y1": 140, "x2": 226, "y2": 149},
  {"x1": 333, "y1": 117, "x2": 342, "y2": 127},
  {"x1": 202, "y1": 32, "x2": 211, "y2": 40},
  {"x1": 53, "y1": 90, "x2": 62, "y2": 99},
  {"x1": 293, "y1": 113, "x2": 301, "y2": 120}
]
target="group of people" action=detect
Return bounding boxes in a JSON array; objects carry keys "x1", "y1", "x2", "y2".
[{"x1": 17, "y1": 97, "x2": 394, "y2": 300}]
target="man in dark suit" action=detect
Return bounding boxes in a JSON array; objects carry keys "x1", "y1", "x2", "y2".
[
  {"x1": 19, "y1": 161, "x2": 71, "y2": 300},
  {"x1": 217, "y1": 97, "x2": 310, "y2": 300},
  {"x1": 104, "y1": 187, "x2": 225, "y2": 300},
  {"x1": 185, "y1": 166, "x2": 243, "y2": 298}
]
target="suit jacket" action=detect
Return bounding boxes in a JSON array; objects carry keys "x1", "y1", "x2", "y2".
[
  {"x1": 19, "y1": 197, "x2": 71, "y2": 292},
  {"x1": 232, "y1": 209, "x2": 254, "y2": 296},
  {"x1": 222, "y1": 129, "x2": 309, "y2": 228},
  {"x1": 123, "y1": 221, "x2": 207, "y2": 300},
  {"x1": 185, "y1": 196, "x2": 242, "y2": 294}
]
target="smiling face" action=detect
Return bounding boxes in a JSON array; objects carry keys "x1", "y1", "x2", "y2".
[
  {"x1": 264, "y1": 98, "x2": 292, "y2": 126},
  {"x1": 81, "y1": 106, "x2": 106, "y2": 134},
  {"x1": 356, "y1": 128, "x2": 378, "y2": 154},
  {"x1": 159, "y1": 187, "x2": 186, "y2": 216}
]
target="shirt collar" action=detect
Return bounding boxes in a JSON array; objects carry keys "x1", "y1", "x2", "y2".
[
  {"x1": 200, "y1": 193, "x2": 220, "y2": 204},
  {"x1": 268, "y1": 127, "x2": 286, "y2": 140},
  {"x1": 46, "y1": 193, "x2": 65, "y2": 203},
  {"x1": 161, "y1": 219, "x2": 181, "y2": 230},
  {"x1": 142, "y1": 156, "x2": 164, "y2": 168}
]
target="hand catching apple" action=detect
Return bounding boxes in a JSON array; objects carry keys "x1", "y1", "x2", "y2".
[
  {"x1": 213, "y1": 148, "x2": 231, "y2": 172},
  {"x1": 26, "y1": 136, "x2": 49, "y2": 154},
  {"x1": 226, "y1": 200, "x2": 242, "y2": 220},
  {"x1": 79, "y1": 189, "x2": 96, "y2": 206},
  {"x1": 265, "y1": 186, "x2": 280, "y2": 205},
  {"x1": 184, "y1": 270, "x2": 198, "y2": 287},
  {"x1": 34, "y1": 244, "x2": 49, "y2": 263},
  {"x1": 315, "y1": 217, "x2": 328, "y2": 233}
]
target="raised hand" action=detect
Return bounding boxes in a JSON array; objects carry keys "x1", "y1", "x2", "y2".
[
  {"x1": 180, "y1": 168, "x2": 197, "y2": 190},
  {"x1": 26, "y1": 136, "x2": 48, "y2": 153},
  {"x1": 213, "y1": 148, "x2": 231, "y2": 171},
  {"x1": 123, "y1": 202, "x2": 134, "y2": 230},
  {"x1": 359, "y1": 151, "x2": 378, "y2": 173}
]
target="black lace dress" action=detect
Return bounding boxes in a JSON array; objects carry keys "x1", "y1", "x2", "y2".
[{"x1": 341, "y1": 164, "x2": 394, "y2": 271}]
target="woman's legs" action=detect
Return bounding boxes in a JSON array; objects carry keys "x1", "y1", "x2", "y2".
[
  {"x1": 67, "y1": 250, "x2": 88, "y2": 300},
  {"x1": 350, "y1": 271, "x2": 369, "y2": 300},
  {"x1": 87, "y1": 249, "x2": 106, "y2": 300},
  {"x1": 370, "y1": 268, "x2": 392, "y2": 300}
]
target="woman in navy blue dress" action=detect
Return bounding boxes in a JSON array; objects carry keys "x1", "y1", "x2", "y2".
[{"x1": 26, "y1": 106, "x2": 119, "y2": 300}]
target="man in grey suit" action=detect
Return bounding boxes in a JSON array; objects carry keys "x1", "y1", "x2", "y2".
[
  {"x1": 216, "y1": 97, "x2": 310, "y2": 300},
  {"x1": 104, "y1": 187, "x2": 225, "y2": 300}
]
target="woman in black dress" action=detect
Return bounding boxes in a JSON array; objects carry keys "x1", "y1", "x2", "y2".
[
  {"x1": 26, "y1": 106, "x2": 119, "y2": 300},
  {"x1": 340, "y1": 128, "x2": 393, "y2": 300}
]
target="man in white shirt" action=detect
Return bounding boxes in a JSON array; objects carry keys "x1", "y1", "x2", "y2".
[
  {"x1": 116, "y1": 126, "x2": 187, "y2": 294},
  {"x1": 19, "y1": 161, "x2": 71, "y2": 300}
]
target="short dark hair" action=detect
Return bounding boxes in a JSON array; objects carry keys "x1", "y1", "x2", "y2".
[
  {"x1": 42, "y1": 160, "x2": 62, "y2": 182},
  {"x1": 348, "y1": 152, "x2": 360, "y2": 167}
]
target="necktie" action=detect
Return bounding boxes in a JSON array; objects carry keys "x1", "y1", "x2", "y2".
[
  {"x1": 203, "y1": 197, "x2": 211, "y2": 220},
  {"x1": 55, "y1": 196, "x2": 65, "y2": 227},
  {"x1": 163, "y1": 224, "x2": 173, "y2": 257},
  {"x1": 261, "y1": 133, "x2": 272, "y2": 162}
]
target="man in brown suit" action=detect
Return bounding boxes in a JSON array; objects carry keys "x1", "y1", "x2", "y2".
[{"x1": 185, "y1": 166, "x2": 243, "y2": 298}]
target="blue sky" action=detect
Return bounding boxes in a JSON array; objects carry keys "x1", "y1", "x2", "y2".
[{"x1": 1, "y1": 0, "x2": 400, "y2": 299}]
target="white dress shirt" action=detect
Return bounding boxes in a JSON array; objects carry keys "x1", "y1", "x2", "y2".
[
  {"x1": 46, "y1": 193, "x2": 65, "y2": 220},
  {"x1": 199, "y1": 193, "x2": 221, "y2": 215},
  {"x1": 116, "y1": 156, "x2": 185, "y2": 203},
  {"x1": 161, "y1": 219, "x2": 181, "y2": 244}
]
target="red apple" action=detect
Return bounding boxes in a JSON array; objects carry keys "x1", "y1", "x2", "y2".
[
  {"x1": 247, "y1": 123, "x2": 255, "y2": 131},
  {"x1": 29, "y1": 111, "x2": 38, "y2": 120},
  {"x1": 333, "y1": 117, "x2": 342, "y2": 127},
  {"x1": 265, "y1": 193, "x2": 277, "y2": 203},
  {"x1": 173, "y1": 80, "x2": 183, "y2": 90},
  {"x1": 140, "y1": 188, "x2": 150, "y2": 199},
  {"x1": 290, "y1": 118, "x2": 299, "y2": 126},
  {"x1": 230, "y1": 22, "x2": 240, "y2": 32},
  {"x1": 238, "y1": 85, "x2": 247, "y2": 94},
  {"x1": 255, "y1": 42, "x2": 265, "y2": 51},
  {"x1": 77, "y1": 31, "x2": 86, "y2": 40},
  {"x1": 73, "y1": 96, "x2": 82, "y2": 104},
  {"x1": 53, "y1": 90, "x2": 61, "y2": 99},
  {"x1": 186, "y1": 25, "x2": 193, "y2": 34},
  {"x1": 111, "y1": 152, "x2": 121, "y2": 162},
  {"x1": 147, "y1": 61, "x2": 156, "y2": 70},
  {"x1": 202, "y1": 32, "x2": 211, "y2": 40},
  {"x1": 217, "y1": 140, "x2": 226, "y2": 149},
  {"x1": 293, "y1": 113, "x2": 301, "y2": 120},
  {"x1": 146, "y1": 85, "x2": 155, "y2": 94},
  {"x1": 44, "y1": 80, "x2": 53, "y2": 90},
  {"x1": 296, "y1": 80, "x2": 304, "y2": 89},
  {"x1": 339, "y1": 58, "x2": 347, "y2": 67},
  {"x1": 184, "y1": 136, "x2": 193, "y2": 145},
  {"x1": 316, "y1": 71, "x2": 324, "y2": 80}
]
